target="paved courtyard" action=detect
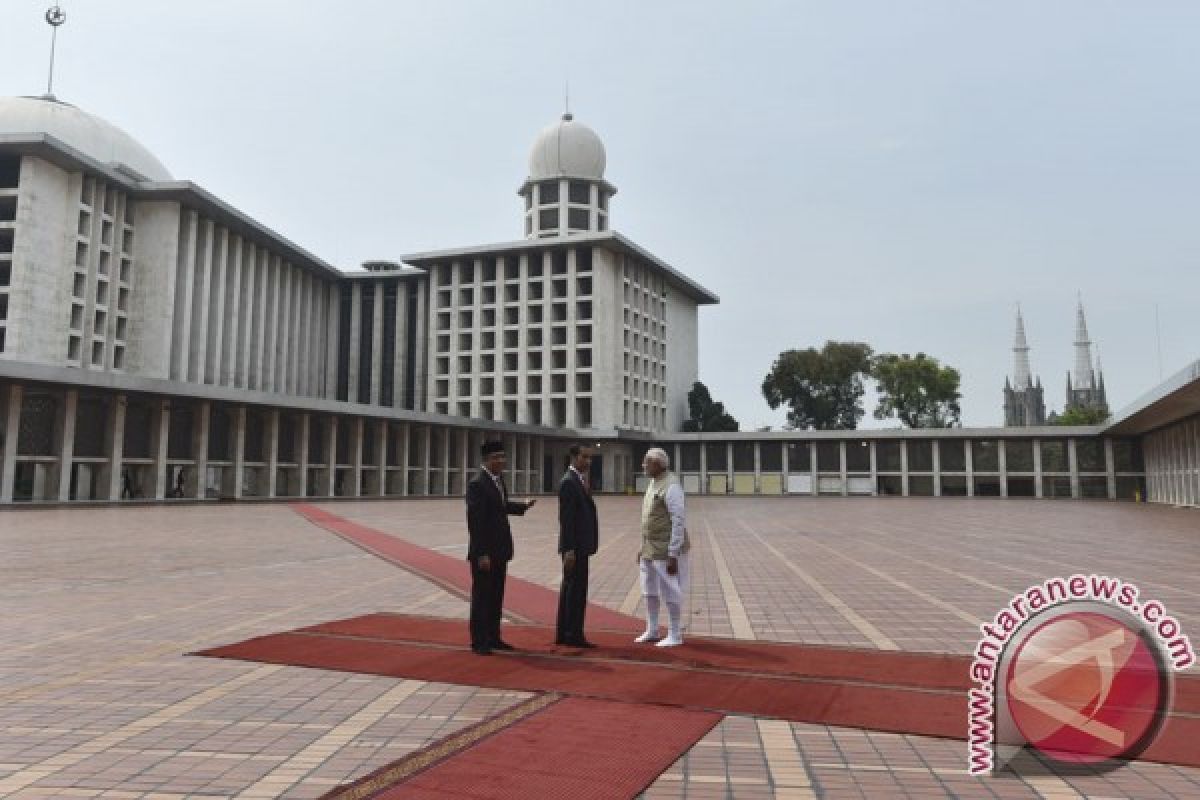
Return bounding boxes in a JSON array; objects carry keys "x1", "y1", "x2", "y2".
[{"x1": 2, "y1": 497, "x2": 1198, "y2": 799}]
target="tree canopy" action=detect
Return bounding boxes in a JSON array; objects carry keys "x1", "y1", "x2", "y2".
[
  {"x1": 761, "y1": 342, "x2": 873, "y2": 430},
  {"x1": 871, "y1": 352, "x2": 962, "y2": 428},
  {"x1": 682, "y1": 381, "x2": 739, "y2": 432}
]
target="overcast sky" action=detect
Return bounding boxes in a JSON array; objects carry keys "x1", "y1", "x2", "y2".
[{"x1": 4, "y1": 1, "x2": 1198, "y2": 428}]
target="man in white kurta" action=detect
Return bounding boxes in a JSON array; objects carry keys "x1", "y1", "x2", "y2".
[{"x1": 635, "y1": 448, "x2": 690, "y2": 647}]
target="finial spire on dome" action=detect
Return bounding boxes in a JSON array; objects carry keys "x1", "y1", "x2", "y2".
[{"x1": 44, "y1": 4, "x2": 67, "y2": 100}]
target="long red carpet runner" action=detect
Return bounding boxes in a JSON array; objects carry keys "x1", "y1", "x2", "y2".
[
  {"x1": 197, "y1": 613, "x2": 1200, "y2": 770},
  {"x1": 319, "y1": 694, "x2": 721, "y2": 800}
]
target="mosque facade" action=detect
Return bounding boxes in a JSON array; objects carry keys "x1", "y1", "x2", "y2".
[{"x1": 0, "y1": 95, "x2": 1196, "y2": 506}]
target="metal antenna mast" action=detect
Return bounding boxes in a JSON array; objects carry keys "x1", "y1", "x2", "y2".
[{"x1": 45, "y1": 4, "x2": 67, "y2": 99}]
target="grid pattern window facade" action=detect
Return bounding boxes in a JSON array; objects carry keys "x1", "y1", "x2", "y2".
[
  {"x1": 68, "y1": 176, "x2": 132, "y2": 370},
  {"x1": 621, "y1": 256, "x2": 668, "y2": 431},
  {"x1": 0, "y1": 154, "x2": 18, "y2": 352},
  {"x1": 427, "y1": 247, "x2": 593, "y2": 427}
]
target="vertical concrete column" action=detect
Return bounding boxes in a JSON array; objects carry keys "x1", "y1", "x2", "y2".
[
  {"x1": 348, "y1": 282, "x2": 362, "y2": 403},
  {"x1": 0, "y1": 384, "x2": 24, "y2": 503},
  {"x1": 900, "y1": 440, "x2": 909, "y2": 497},
  {"x1": 932, "y1": 440, "x2": 942, "y2": 497},
  {"x1": 781, "y1": 440, "x2": 790, "y2": 484},
  {"x1": 104, "y1": 395, "x2": 127, "y2": 501},
  {"x1": 394, "y1": 283, "x2": 409, "y2": 410},
  {"x1": 350, "y1": 417, "x2": 364, "y2": 498},
  {"x1": 266, "y1": 409, "x2": 280, "y2": 498},
  {"x1": 172, "y1": 212, "x2": 198, "y2": 382},
  {"x1": 809, "y1": 442, "x2": 818, "y2": 497},
  {"x1": 56, "y1": 388, "x2": 79, "y2": 502},
  {"x1": 370, "y1": 279, "x2": 385, "y2": 405},
  {"x1": 506, "y1": 433, "x2": 519, "y2": 492},
  {"x1": 1033, "y1": 438, "x2": 1044, "y2": 498},
  {"x1": 998, "y1": 440, "x2": 1009, "y2": 498},
  {"x1": 190, "y1": 221, "x2": 214, "y2": 384},
  {"x1": 965, "y1": 440, "x2": 975, "y2": 497},
  {"x1": 422, "y1": 424, "x2": 432, "y2": 496},
  {"x1": 151, "y1": 400, "x2": 170, "y2": 500},
  {"x1": 460, "y1": 427, "x2": 471, "y2": 496},
  {"x1": 868, "y1": 441, "x2": 877, "y2": 497},
  {"x1": 441, "y1": 427, "x2": 453, "y2": 495},
  {"x1": 565, "y1": 249, "x2": 578, "y2": 428},
  {"x1": 839, "y1": 440, "x2": 848, "y2": 497},
  {"x1": 297, "y1": 413, "x2": 311, "y2": 498},
  {"x1": 1068, "y1": 438, "x2": 1081, "y2": 499},
  {"x1": 414, "y1": 280, "x2": 428, "y2": 412},
  {"x1": 209, "y1": 228, "x2": 228, "y2": 386},
  {"x1": 726, "y1": 441, "x2": 734, "y2": 494},
  {"x1": 399, "y1": 422, "x2": 411, "y2": 496},
  {"x1": 325, "y1": 287, "x2": 340, "y2": 400},
  {"x1": 323, "y1": 416, "x2": 338, "y2": 497},
  {"x1": 374, "y1": 422, "x2": 388, "y2": 496},
  {"x1": 223, "y1": 236, "x2": 243, "y2": 388},
  {"x1": 753, "y1": 441, "x2": 762, "y2": 494},
  {"x1": 192, "y1": 401, "x2": 211, "y2": 499},
  {"x1": 231, "y1": 406, "x2": 247, "y2": 499},
  {"x1": 1104, "y1": 437, "x2": 1116, "y2": 500},
  {"x1": 699, "y1": 441, "x2": 707, "y2": 495}
]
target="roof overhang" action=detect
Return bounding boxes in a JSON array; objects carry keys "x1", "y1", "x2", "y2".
[
  {"x1": 401, "y1": 230, "x2": 719, "y2": 305},
  {"x1": 1102, "y1": 359, "x2": 1200, "y2": 435}
]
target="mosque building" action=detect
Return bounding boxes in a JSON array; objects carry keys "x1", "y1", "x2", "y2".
[{"x1": 0, "y1": 91, "x2": 1196, "y2": 506}]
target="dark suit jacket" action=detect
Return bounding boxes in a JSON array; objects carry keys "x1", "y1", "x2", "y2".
[
  {"x1": 466, "y1": 468, "x2": 530, "y2": 562},
  {"x1": 558, "y1": 469, "x2": 599, "y2": 556}
]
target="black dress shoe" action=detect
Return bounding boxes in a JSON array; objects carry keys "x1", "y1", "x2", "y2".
[
  {"x1": 562, "y1": 637, "x2": 597, "y2": 649},
  {"x1": 471, "y1": 645, "x2": 492, "y2": 655},
  {"x1": 491, "y1": 640, "x2": 516, "y2": 651}
]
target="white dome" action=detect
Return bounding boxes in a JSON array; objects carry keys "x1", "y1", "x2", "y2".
[
  {"x1": 0, "y1": 95, "x2": 172, "y2": 181},
  {"x1": 527, "y1": 113, "x2": 606, "y2": 181}
]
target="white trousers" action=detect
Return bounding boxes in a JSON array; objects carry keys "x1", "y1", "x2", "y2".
[{"x1": 639, "y1": 554, "x2": 690, "y2": 608}]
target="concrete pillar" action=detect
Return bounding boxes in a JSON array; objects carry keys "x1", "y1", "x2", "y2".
[
  {"x1": 899, "y1": 440, "x2": 909, "y2": 497},
  {"x1": 394, "y1": 283, "x2": 409, "y2": 410},
  {"x1": 325, "y1": 286, "x2": 340, "y2": 400},
  {"x1": 264, "y1": 410, "x2": 280, "y2": 497},
  {"x1": 1104, "y1": 437, "x2": 1116, "y2": 500},
  {"x1": 809, "y1": 442, "x2": 818, "y2": 497},
  {"x1": 210, "y1": 228, "x2": 228, "y2": 386},
  {"x1": 868, "y1": 441, "x2": 877, "y2": 497},
  {"x1": 375, "y1": 420, "x2": 388, "y2": 497},
  {"x1": 726, "y1": 441, "x2": 734, "y2": 494},
  {"x1": 1068, "y1": 438, "x2": 1081, "y2": 499},
  {"x1": 753, "y1": 441, "x2": 762, "y2": 494},
  {"x1": 699, "y1": 440, "x2": 707, "y2": 495},
  {"x1": 231, "y1": 406, "x2": 247, "y2": 499},
  {"x1": 965, "y1": 439, "x2": 975, "y2": 497},
  {"x1": 221, "y1": 236, "x2": 243, "y2": 387},
  {"x1": 104, "y1": 394, "x2": 127, "y2": 501},
  {"x1": 1033, "y1": 438, "x2": 1044, "y2": 498},
  {"x1": 192, "y1": 401, "x2": 210, "y2": 499},
  {"x1": 399, "y1": 422, "x2": 411, "y2": 496},
  {"x1": 460, "y1": 427, "x2": 471, "y2": 496},
  {"x1": 414, "y1": 281, "x2": 428, "y2": 411},
  {"x1": 839, "y1": 440, "x2": 848, "y2": 497},
  {"x1": 190, "y1": 220, "x2": 214, "y2": 384},
  {"x1": 324, "y1": 416, "x2": 338, "y2": 497},
  {"x1": 151, "y1": 400, "x2": 170, "y2": 500},
  {"x1": 0, "y1": 384, "x2": 23, "y2": 503},
  {"x1": 350, "y1": 417, "x2": 364, "y2": 498},
  {"x1": 56, "y1": 388, "x2": 78, "y2": 502},
  {"x1": 297, "y1": 413, "x2": 311, "y2": 498},
  {"x1": 277, "y1": 264, "x2": 292, "y2": 395},
  {"x1": 932, "y1": 439, "x2": 942, "y2": 497},
  {"x1": 348, "y1": 282, "x2": 361, "y2": 403},
  {"x1": 998, "y1": 440, "x2": 1009, "y2": 498},
  {"x1": 422, "y1": 424, "x2": 432, "y2": 496},
  {"x1": 370, "y1": 279, "x2": 384, "y2": 405}
]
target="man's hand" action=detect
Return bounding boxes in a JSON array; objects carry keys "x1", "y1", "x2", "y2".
[
  {"x1": 563, "y1": 550, "x2": 576, "y2": 574},
  {"x1": 478, "y1": 555, "x2": 492, "y2": 572},
  {"x1": 666, "y1": 556, "x2": 679, "y2": 576}
]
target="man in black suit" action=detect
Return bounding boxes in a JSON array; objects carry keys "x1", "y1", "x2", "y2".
[
  {"x1": 466, "y1": 440, "x2": 536, "y2": 655},
  {"x1": 556, "y1": 444, "x2": 598, "y2": 647}
]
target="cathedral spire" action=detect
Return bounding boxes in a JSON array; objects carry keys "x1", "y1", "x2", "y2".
[
  {"x1": 1073, "y1": 297, "x2": 1095, "y2": 390},
  {"x1": 1012, "y1": 306, "x2": 1032, "y2": 389}
]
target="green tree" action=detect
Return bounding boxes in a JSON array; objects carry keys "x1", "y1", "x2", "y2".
[
  {"x1": 761, "y1": 342, "x2": 873, "y2": 430},
  {"x1": 1052, "y1": 406, "x2": 1110, "y2": 425},
  {"x1": 682, "y1": 381, "x2": 739, "y2": 432},
  {"x1": 871, "y1": 352, "x2": 962, "y2": 428}
]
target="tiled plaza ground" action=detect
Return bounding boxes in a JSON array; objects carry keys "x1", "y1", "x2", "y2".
[{"x1": 2, "y1": 496, "x2": 1198, "y2": 799}]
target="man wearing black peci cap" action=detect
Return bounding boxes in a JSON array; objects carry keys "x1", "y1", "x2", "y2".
[{"x1": 465, "y1": 440, "x2": 536, "y2": 655}]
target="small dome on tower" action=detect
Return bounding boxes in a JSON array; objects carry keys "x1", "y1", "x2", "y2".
[
  {"x1": 527, "y1": 113, "x2": 606, "y2": 181},
  {"x1": 0, "y1": 95, "x2": 172, "y2": 181}
]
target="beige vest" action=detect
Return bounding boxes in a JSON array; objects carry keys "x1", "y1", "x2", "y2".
[{"x1": 640, "y1": 472, "x2": 690, "y2": 560}]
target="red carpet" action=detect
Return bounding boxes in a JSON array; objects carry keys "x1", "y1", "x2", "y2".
[
  {"x1": 292, "y1": 503, "x2": 643, "y2": 632},
  {"x1": 196, "y1": 613, "x2": 1200, "y2": 769},
  {"x1": 326, "y1": 696, "x2": 720, "y2": 800}
]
